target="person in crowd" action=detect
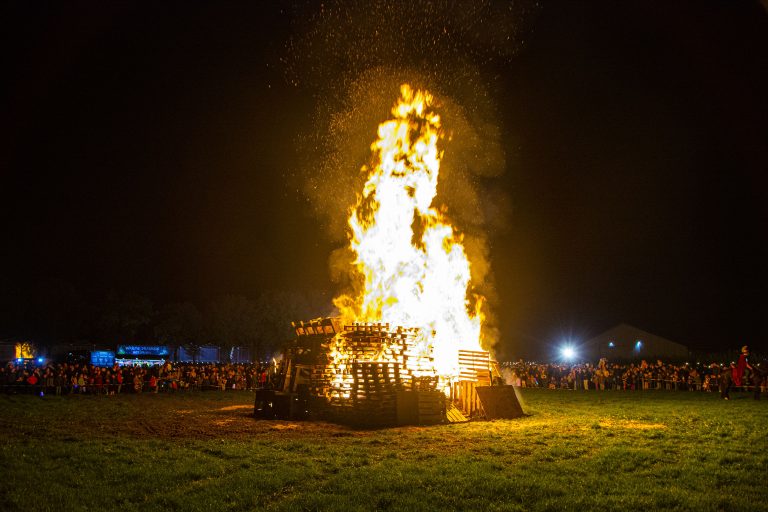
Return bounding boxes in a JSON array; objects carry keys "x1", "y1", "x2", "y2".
[
  {"x1": 54, "y1": 370, "x2": 65, "y2": 395},
  {"x1": 133, "y1": 371, "x2": 143, "y2": 393},
  {"x1": 582, "y1": 366, "x2": 590, "y2": 391},
  {"x1": 149, "y1": 374, "x2": 157, "y2": 393},
  {"x1": 94, "y1": 370, "x2": 103, "y2": 395},
  {"x1": 26, "y1": 370, "x2": 39, "y2": 392},
  {"x1": 750, "y1": 362, "x2": 766, "y2": 400},
  {"x1": 720, "y1": 363, "x2": 734, "y2": 400},
  {"x1": 77, "y1": 372, "x2": 86, "y2": 394},
  {"x1": 732, "y1": 345, "x2": 753, "y2": 390},
  {"x1": 116, "y1": 367, "x2": 123, "y2": 394}
]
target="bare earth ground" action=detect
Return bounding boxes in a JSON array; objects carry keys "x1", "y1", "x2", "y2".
[
  {"x1": 0, "y1": 391, "x2": 362, "y2": 440},
  {"x1": 0, "y1": 390, "x2": 604, "y2": 444}
]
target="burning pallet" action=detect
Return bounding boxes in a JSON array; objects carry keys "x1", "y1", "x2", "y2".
[
  {"x1": 322, "y1": 323, "x2": 441, "y2": 426},
  {"x1": 334, "y1": 323, "x2": 436, "y2": 392},
  {"x1": 256, "y1": 318, "x2": 522, "y2": 426}
]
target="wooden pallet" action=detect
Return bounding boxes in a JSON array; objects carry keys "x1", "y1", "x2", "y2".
[
  {"x1": 446, "y1": 403, "x2": 468, "y2": 423},
  {"x1": 452, "y1": 380, "x2": 485, "y2": 418},
  {"x1": 458, "y1": 349, "x2": 491, "y2": 383},
  {"x1": 412, "y1": 376, "x2": 439, "y2": 391},
  {"x1": 292, "y1": 317, "x2": 341, "y2": 337}
]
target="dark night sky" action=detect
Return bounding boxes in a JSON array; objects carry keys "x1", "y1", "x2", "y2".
[{"x1": 2, "y1": 1, "x2": 767, "y2": 356}]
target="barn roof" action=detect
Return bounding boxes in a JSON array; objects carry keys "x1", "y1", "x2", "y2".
[{"x1": 585, "y1": 323, "x2": 687, "y2": 350}]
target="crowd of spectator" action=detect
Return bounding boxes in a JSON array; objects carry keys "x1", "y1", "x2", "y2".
[
  {"x1": 3, "y1": 357, "x2": 765, "y2": 397},
  {"x1": 0, "y1": 361, "x2": 273, "y2": 395},
  {"x1": 499, "y1": 358, "x2": 766, "y2": 393}
]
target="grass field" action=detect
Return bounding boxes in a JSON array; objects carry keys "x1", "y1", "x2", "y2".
[{"x1": 1, "y1": 388, "x2": 767, "y2": 511}]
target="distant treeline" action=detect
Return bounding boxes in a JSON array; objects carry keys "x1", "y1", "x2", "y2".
[{"x1": 0, "y1": 279, "x2": 331, "y2": 362}]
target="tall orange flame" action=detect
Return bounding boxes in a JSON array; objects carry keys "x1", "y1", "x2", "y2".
[{"x1": 334, "y1": 84, "x2": 485, "y2": 379}]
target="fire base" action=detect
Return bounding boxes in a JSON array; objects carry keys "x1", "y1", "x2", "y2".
[{"x1": 255, "y1": 318, "x2": 506, "y2": 427}]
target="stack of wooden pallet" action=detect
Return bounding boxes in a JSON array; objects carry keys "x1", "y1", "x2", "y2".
[
  {"x1": 285, "y1": 320, "x2": 496, "y2": 425},
  {"x1": 325, "y1": 323, "x2": 438, "y2": 398},
  {"x1": 318, "y1": 323, "x2": 441, "y2": 423},
  {"x1": 284, "y1": 318, "x2": 341, "y2": 398},
  {"x1": 342, "y1": 323, "x2": 430, "y2": 376}
]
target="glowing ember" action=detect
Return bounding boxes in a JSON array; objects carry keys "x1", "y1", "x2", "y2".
[{"x1": 331, "y1": 84, "x2": 486, "y2": 392}]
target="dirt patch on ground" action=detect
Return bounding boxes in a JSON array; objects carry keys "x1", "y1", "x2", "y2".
[
  {"x1": 0, "y1": 394, "x2": 505, "y2": 442},
  {"x1": 0, "y1": 394, "x2": 374, "y2": 441},
  {"x1": 115, "y1": 407, "x2": 362, "y2": 440}
]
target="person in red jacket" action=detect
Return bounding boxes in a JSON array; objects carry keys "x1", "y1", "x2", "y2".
[
  {"x1": 116, "y1": 369, "x2": 123, "y2": 394},
  {"x1": 149, "y1": 374, "x2": 158, "y2": 393},
  {"x1": 732, "y1": 345, "x2": 753, "y2": 388}
]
